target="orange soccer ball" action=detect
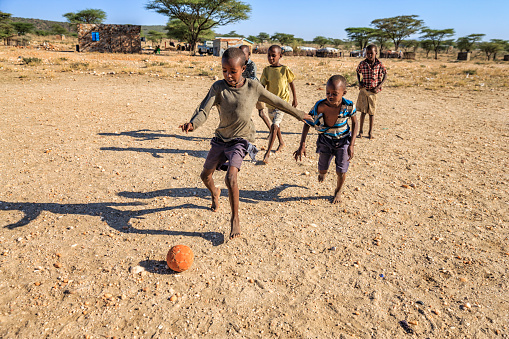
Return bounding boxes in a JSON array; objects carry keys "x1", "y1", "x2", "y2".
[{"x1": 166, "y1": 245, "x2": 194, "y2": 272}]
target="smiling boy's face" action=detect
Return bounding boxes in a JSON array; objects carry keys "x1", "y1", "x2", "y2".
[
  {"x1": 267, "y1": 47, "x2": 282, "y2": 66},
  {"x1": 222, "y1": 57, "x2": 246, "y2": 87}
]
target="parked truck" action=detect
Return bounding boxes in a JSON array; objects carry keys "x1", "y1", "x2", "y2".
[{"x1": 197, "y1": 41, "x2": 214, "y2": 55}]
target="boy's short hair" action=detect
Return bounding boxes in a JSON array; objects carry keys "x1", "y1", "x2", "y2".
[
  {"x1": 239, "y1": 45, "x2": 251, "y2": 55},
  {"x1": 327, "y1": 75, "x2": 347, "y2": 89},
  {"x1": 222, "y1": 47, "x2": 247, "y2": 66},
  {"x1": 366, "y1": 44, "x2": 378, "y2": 52},
  {"x1": 268, "y1": 45, "x2": 282, "y2": 55}
]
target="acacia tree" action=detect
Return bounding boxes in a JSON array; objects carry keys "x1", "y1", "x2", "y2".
[
  {"x1": 0, "y1": 11, "x2": 15, "y2": 44},
  {"x1": 420, "y1": 40, "x2": 434, "y2": 57},
  {"x1": 147, "y1": 30, "x2": 165, "y2": 46},
  {"x1": 246, "y1": 35, "x2": 260, "y2": 43},
  {"x1": 271, "y1": 32, "x2": 295, "y2": 46},
  {"x1": 489, "y1": 39, "x2": 509, "y2": 60},
  {"x1": 400, "y1": 39, "x2": 419, "y2": 52},
  {"x1": 478, "y1": 41, "x2": 503, "y2": 61},
  {"x1": 11, "y1": 22, "x2": 34, "y2": 36},
  {"x1": 370, "y1": 29, "x2": 391, "y2": 52},
  {"x1": 257, "y1": 32, "x2": 270, "y2": 42},
  {"x1": 313, "y1": 36, "x2": 329, "y2": 48},
  {"x1": 371, "y1": 15, "x2": 423, "y2": 51},
  {"x1": 146, "y1": 0, "x2": 251, "y2": 54},
  {"x1": 165, "y1": 18, "x2": 214, "y2": 44},
  {"x1": 51, "y1": 24, "x2": 68, "y2": 35},
  {"x1": 345, "y1": 27, "x2": 375, "y2": 50},
  {"x1": 63, "y1": 9, "x2": 107, "y2": 24},
  {"x1": 420, "y1": 28, "x2": 455, "y2": 59},
  {"x1": 456, "y1": 33, "x2": 485, "y2": 52},
  {"x1": 329, "y1": 38, "x2": 343, "y2": 48}
]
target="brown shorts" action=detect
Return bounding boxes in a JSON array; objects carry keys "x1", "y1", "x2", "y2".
[
  {"x1": 356, "y1": 88, "x2": 377, "y2": 116},
  {"x1": 256, "y1": 101, "x2": 265, "y2": 110},
  {"x1": 203, "y1": 137, "x2": 249, "y2": 171}
]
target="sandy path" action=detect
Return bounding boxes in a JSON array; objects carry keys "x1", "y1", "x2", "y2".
[{"x1": 0, "y1": 65, "x2": 508, "y2": 338}]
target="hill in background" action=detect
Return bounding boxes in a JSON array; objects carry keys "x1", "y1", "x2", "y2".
[{"x1": 10, "y1": 17, "x2": 166, "y2": 36}]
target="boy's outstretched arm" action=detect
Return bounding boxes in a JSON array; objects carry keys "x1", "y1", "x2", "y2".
[
  {"x1": 294, "y1": 123, "x2": 310, "y2": 161},
  {"x1": 348, "y1": 116, "x2": 359, "y2": 160},
  {"x1": 258, "y1": 85, "x2": 311, "y2": 121},
  {"x1": 289, "y1": 81, "x2": 298, "y2": 107}
]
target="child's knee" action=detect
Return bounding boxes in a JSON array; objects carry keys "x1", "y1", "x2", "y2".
[
  {"x1": 200, "y1": 170, "x2": 212, "y2": 181},
  {"x1": 224, "y1": 171, "x2": 238, "y2": 187}
]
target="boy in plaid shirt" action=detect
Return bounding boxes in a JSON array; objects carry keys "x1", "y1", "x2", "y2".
[{"x1": 356, "y1": 44, "x2": 387, "y2": 139}]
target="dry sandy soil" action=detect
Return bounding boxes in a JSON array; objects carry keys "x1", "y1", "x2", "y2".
[{"x1": 0, "y1": 48, "x2": 508, "y2": 338}]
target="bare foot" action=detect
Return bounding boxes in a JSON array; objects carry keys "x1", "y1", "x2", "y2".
[
  {"x1": 318, "y1": 173, "x2": 326, "y2": 182},
  {"x1": 211, "y1": 186, "x2": 220, "y2": 212},
  {"x1": 357, "y1": 132, "x2": 363, "y2": 138},
  {"x1": 263, "y1": 151, "x2": 270, "y2": 164},
  {"x1": 368, "y1": 134, "x2": 374, "y2": 140},
  {"x1": 332, "y1": 189, "x2": 341, "y2": 204},
  {"x1": 275, "y1": 143, "x2": 285, "y2": 153},
  {"x1": 229, "y1": 217, "x2": 241, "y2": 240}
]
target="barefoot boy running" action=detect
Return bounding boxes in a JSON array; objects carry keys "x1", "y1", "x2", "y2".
[
  {"x1": 259, "y1": 45, "x2": 298, "y2": 163},
  {"x1": 356, "y1": 44, "x2": 387, "y2": 139},
  {"x1": 294, "y1": 75, "x2": 358, "y2": 204},
  {"x1": 180, "y1": 48, "x2": 311, "y2": 239}
]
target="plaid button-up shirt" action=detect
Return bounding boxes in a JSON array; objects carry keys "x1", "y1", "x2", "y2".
[{"x1": 356, "y1": 58, "x2": 387, "y2": 93}]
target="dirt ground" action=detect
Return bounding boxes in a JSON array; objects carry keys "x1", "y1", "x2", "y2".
[{"x1": 0, "y1": 48, "x2": 508, "y2": 338}]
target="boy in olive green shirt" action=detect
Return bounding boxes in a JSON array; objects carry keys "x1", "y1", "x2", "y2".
[
  {"x1": 180, "y1": 48, "x2": 310, "y2": 240},
  {"x1": 259, "y1": 45, "x2": 298, "y2": 164}
]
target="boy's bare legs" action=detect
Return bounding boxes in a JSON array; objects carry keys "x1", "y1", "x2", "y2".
[
  {"x1": 357, "y1": 112, "x2": 366, "y2": 138},
  {"x1": 368, "y1": 115, "x2": 374, "y2": 139},
  {"x1": 258, "y1": 109, "x2": 271, "y2": 132},
  {"x1": 275, "y1": 126, "x2": 285, "y2": 152},
  {"x1": 224, "y1": 166, "x2": 241, "y2": 239},
  {"x1": 200, "y1": 168, "x2": 221, "y2": 212},
  {"x1": 333, "y1": 172, "x2": 347, "y2": 204},
  {"x1": 263, "y1": 124, "x2": 278, "y2": 163}
]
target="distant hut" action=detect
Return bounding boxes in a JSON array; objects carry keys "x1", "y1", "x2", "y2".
[
  {"x1": 77, "y1": 24, "x2": 141, "y2": 53},
  {"x1": 213, "y1": 37, "x2": 253, "y2": 56},
  {"x1": 316, "y1": 47, "x2": 339, "y2": 58}
]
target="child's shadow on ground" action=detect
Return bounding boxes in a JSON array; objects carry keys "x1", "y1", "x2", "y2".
[
  {"x1": 100, "y1": 146, "x2": 208, "y2": 159},
  {"x1": 0, "y1": 200, "x2": 224, "y2": 246},
  {"x1": 99, "y1": 129, "x2": 209, "y2": 158},
  {"x1": 98, "y1": 129, "x2": 209, "y2": 142},
  {"x1": 118, "y1": 184, "x2": 329, "y2": 203}
]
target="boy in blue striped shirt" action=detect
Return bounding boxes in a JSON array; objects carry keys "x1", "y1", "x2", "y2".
[{"x1": 294, "y1": 75, "x2": 358, "y2": 204}]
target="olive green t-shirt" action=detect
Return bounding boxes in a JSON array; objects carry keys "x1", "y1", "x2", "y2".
[{"x1": 189, "y1": 79, "x2": 305, "y2": 143}]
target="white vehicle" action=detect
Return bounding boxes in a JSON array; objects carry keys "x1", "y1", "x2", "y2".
[{"x1": 197, "y1": 41, "x2": 214, "y2": 55}]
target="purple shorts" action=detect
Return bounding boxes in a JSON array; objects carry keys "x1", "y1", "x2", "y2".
[
  {"x1": 316, "y1": 134, "x2": 350, "y2": 174},
  {"x1": 203, "y1": 137, "x2": 249, "y2": 171}
]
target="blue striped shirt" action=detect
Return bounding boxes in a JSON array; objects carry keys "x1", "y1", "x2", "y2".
[{"x1": 305, "y1": 98, "x2": 356, "y2": 139}]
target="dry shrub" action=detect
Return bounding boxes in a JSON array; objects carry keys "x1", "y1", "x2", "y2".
[{"x1": 23, "y1": 57, "x2": 42, "y2": 65}]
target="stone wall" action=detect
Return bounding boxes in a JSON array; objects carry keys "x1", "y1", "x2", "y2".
[{"x1": 78, "y1": 24, "x2": 141, "y2": 53}]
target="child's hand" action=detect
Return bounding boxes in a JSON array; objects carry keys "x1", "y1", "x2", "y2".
[
  {"x1": 348, "y1": 144, "x2": 354, "y2": 160},
  {"x1": 292, "y1": 98, "x2": 298, "y2": 108},
  {"x1": 293, "y1": 145, "x2": 306, "y2": 161},
  {"x1": 179, "y1": 122, "x2": 194, "y2": 133}
]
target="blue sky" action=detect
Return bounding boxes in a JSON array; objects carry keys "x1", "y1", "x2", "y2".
[{"x1": 1, "y1": 0, "x2": 508, "y2": 41}]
